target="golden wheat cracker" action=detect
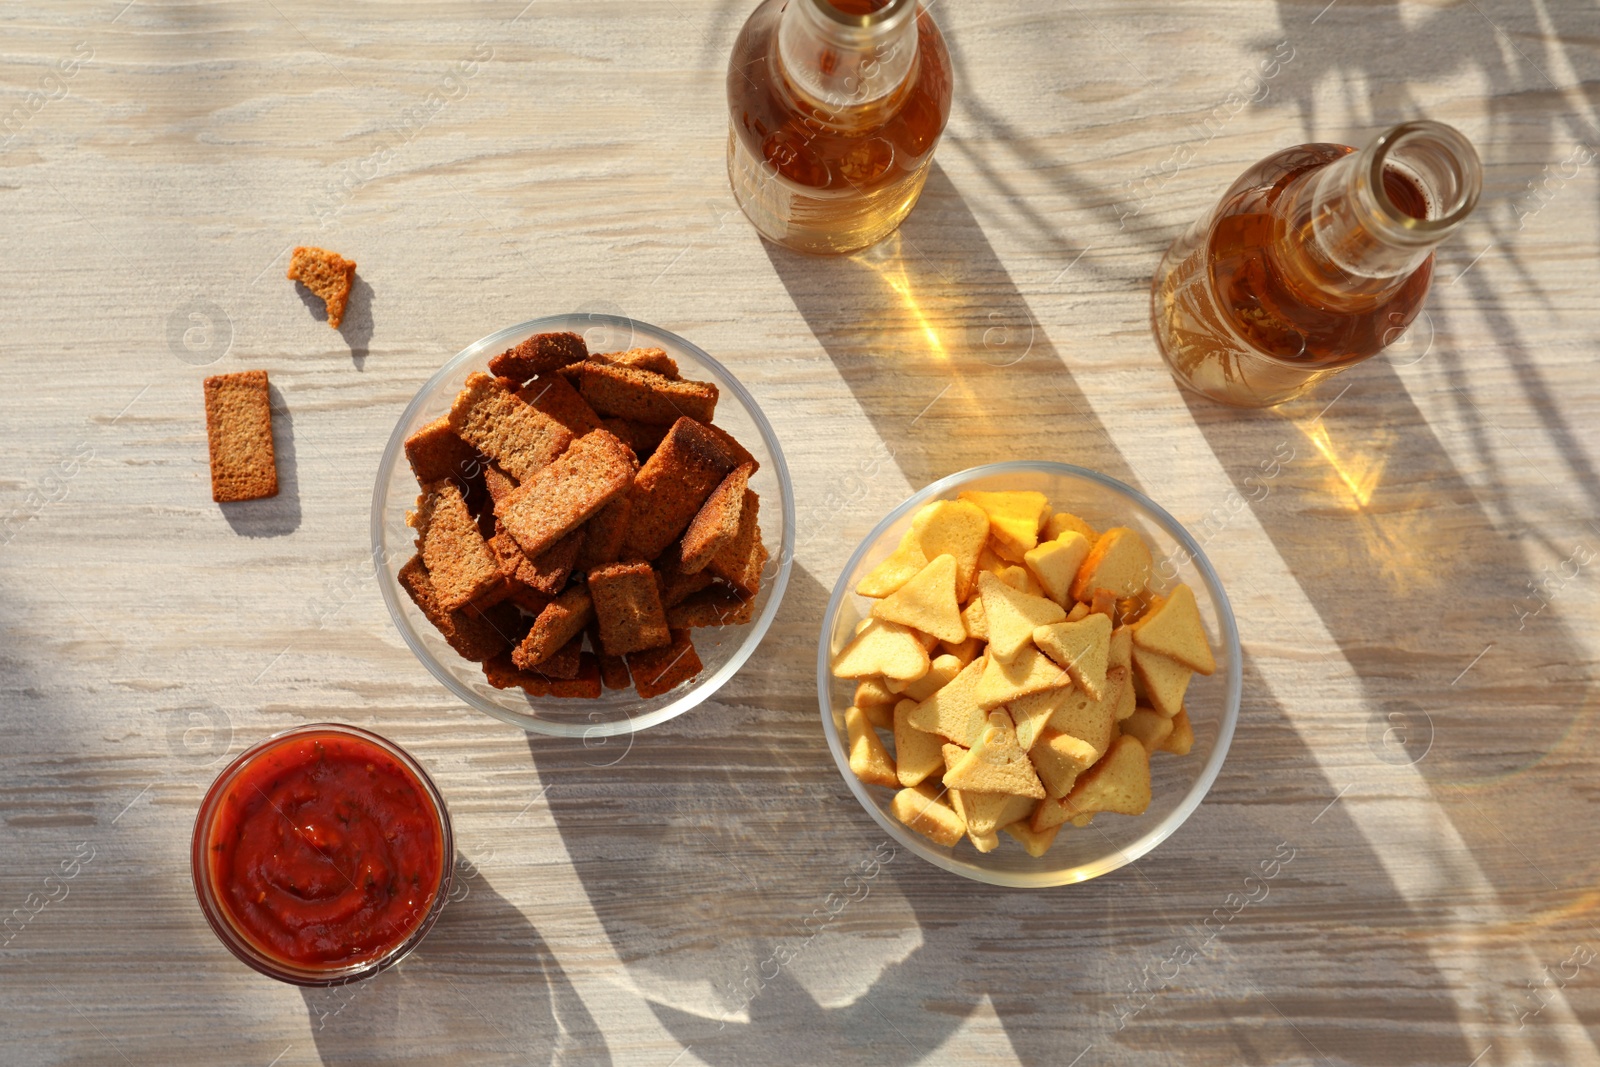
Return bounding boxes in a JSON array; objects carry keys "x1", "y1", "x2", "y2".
[
  {"x1": 1033, "y1": 613, "x2": 1112, "y2": 702},
  {"x1": 589, "y1": 560, "x2": 671, "y2": 655},
  {"x1": 1108, "y1": 625, "x2": 1134, "y2": 674},
  {"x1": 1003, "y1": 821, "x2": 1061, "y2": 858},
  {"x1": 960, "y1": 597, "x2": 988, "y2": 641},
  {"x1": 846, "y1": 706, "x2": 898, "y2": 788},
  {"x1": 1024, "y1": 531, "x2": 1091, "y2": 607},
  {"x1": 831, "y1": 618, "x2": 929, "y2": 682},
  {"x1": 1029, "y1": 727, "x2": 1100, "y2": 799},
  {"x1": 870, "y1": 554, "x2": 964, "y2": 645},
  {"x1": 1060, "y1": 735, "x2": 1152, "y2": 820},
  {"x1": 893, "y1": 698, "x2": 946, "y2": 788},
  {"x1": 707, "y1": 494, "x2": 765, "y2": 597},
  {"x1": 489, "y1": 331, "x2": 588, "y2": 381},
  {"x1": 513, "y1": 374, "x2": 604, "y2": 439},
  {"x1": 572, "y1": 360, "x2": 719, "y2": 424},
  {"x1": 497, "y1": 428, "x2": 635, "y2": 558},
  {"x1": 958, "y1": 489, "x2": 1050, "y2": 557},
  {"x1": 890, "y1": 782, "x2": 965, "y2": 848},
  {"x1": 398, "y1": 554, "x2": 515, "y2": 662},
  {"x1": 1131, "y1": 644, "x2": 1192, "y2": 717},
  {"x1": 1045, "y1": 510, "x2": 1098, "y2": 544},
  {"x1": 1071, "y1": 526, "x2": 1154, "y2": 602},
  {"x1": 943, "y1": 711, "x2": 1045, "y2": 799},
  {"x1": 974, "y1": 644, "x2": 1071, "y2": 710},
  {"x1": 887, "y1": 652, "x2": 962, "y2": 702},
  {"x1": 906, "y1": 655, "x2": 987, "y2": 746},
  {"x1": 1121, "y1": 707, "x2": 1174, "y2": 752},
  {"x1": 977, "y1": 571, "x2": 1066, "y2": 662},
  {"x1": 1129, "y1": 582, "x2": 1216, "y2": 675},
  {"x1": 202, "y1": 370, "x2": 279, "y2": 503},
  {"x1": 409, "y1": 479, "x2": 502, "y2": 612},
  {"x1": 939, "y1": 635, "x2": 983, "y2": 668},
  {"x1": 600, "y1": 417, "x2": 670, "y2": 460},
  {"x1": 1044, "y1": 669, "x2": 1120, "y2": 756},
  {"x1": 854, "y1": 675, "x2": 898, "y2": 711},
  {"x1": 856, "y1": 536, "x2": 926, "y2": 599},
  {"x1": 404, "y1": 416, "x2": 476, "y2": 488},
  {"x1": 627, "y1": 628, "x2": 703, "y2": 699},
  {"x1": 286, "y1": 246, "x2": 356, "y2": 329},
  {"x1": 513, "y1": 585, "x2": 594, "y2": 669},
  {"x1": 680, "y1": 463, "x2": 753, "y2": 574},
  {"x1": 620, "y1": 418, "x2": 738, "y2": 561},
  {"x1": 447, "y1": 372, "x2": 574, "y2": 482},
  {"x1": 1160, "y1": 707, "x2": 1194, "y2": 755},
  {"x1": 665, "y1": 586, "x2": 755, "y2": 628},
  {"x1": 1006, "y1": 685, "x2": 1074, "y2": 750}
]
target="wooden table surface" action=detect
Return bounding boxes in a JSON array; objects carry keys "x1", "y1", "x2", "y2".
[{"x1": 4, "y1": 1, "x2": 1599, "y2": 1064}]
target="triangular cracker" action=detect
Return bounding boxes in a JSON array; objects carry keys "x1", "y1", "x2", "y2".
[
  {"x1": 913, "y1": 500, "x2": 991, "y2": 602},
  {"x1": 831, "y1": 618, "x2": 930, "y2": 682},
  {"x1": 1006, "y1": 685, "x2": 1074, "y2": 749},
  {"x1": 1033, "y1": 613, "x2": 1112, "y2": 701},
  {"x1": 1070, "y1": 526, "x2": 1154, "y2": 601},
  {"x1": 1044, "y1": 670, "x2": 1118, "y2": 757},
  {"x1": 1023, "y1": 531, "x2": 1091, "y2": 607},
  {"x1": 845, "y1": 705, "x2": 897, "y2": 787},
  {"x1": 894, "y1": 699, "x2": 947, "y2": 787},
  {"x1": 871, "y1": 554, "x2": 965, "y2": 644},
  {"x1": 1121, "y1": 706, "x2": 1174, "y2": 752},
  {"x1": 1061, "y1": 735, "x2": 1151, "y2": 818},
  {"x1": 1003, "y1": 820, "x2": 1061, "y2": 857},
  {"x1": 889, "y1": 652, "x2": 963, "y2": 702},
  {"x1": 975, "y1": 645, "x2": 1072, "y2": 710},
  {"x1": 855, "y1": 535, "x2": 927, "y2": 598},
  {"x1": 943, "y1": 711, "x2": 1045, "y2": 799},
  {"x1": 1030, "y1": 727, "x2": 1100, "y2": 799},
  {"x1": 978, "y1": 571, "x2": 1066, "y2": 663},
  {"x1": 959, "y1": 489, "x2": 1050, "y2": 557},
  {"x1": 907, "y1": 655, "x2": 989, "y2": 747},
  {"x1": 1131, "y1": 643, "x2": 1192, "y2": 717},
  {"x1": 1130, "y1": 582, "x2": 1215, "y2": 675},
  {"x1": 890, "y1": 782, "x2": 965, "y2": 847}
]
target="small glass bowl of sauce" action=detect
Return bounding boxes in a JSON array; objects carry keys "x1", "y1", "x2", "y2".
[{"x1": 191, "y1": 724, "x2": 453, "y2": 985}]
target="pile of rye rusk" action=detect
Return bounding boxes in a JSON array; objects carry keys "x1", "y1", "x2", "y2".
[
  {"x1": 400, "y1": 331, "x2": 766, "y2": 701},
  {"x1": 829, "y1": 491, "x2": 1214, "y2": 858}
]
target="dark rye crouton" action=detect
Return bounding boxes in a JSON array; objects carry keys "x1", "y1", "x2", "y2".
[
  {"x1": 485, "y1": 529, "x2": 550, "y2": 614},
  {"x1": 679, "y1": 463, "x2": 753, "y2": 574},
  {"x1": 527, "y1": 633, "x2": 582, "y2": 680},
  {"x1": 600, "y1": 417, "x2": 669, "y2": 460},
  {"x1": 708, "y1": 489, "x2": 765, "y2": 597},
  {"x1": 597, "y1": 347, "x2": 680, "y2": 378},
  {"x1": 447, "y1": 372, "x2": 573, "y2": 481},
  {"x1": 666, "y1": 586, "x2": 755, "y2": 628},
  {"x1": 482, "y1": 650, "x2": 602, "y2": 698},
  {"x1": 287, "y1": 246, "x2": 356, "y2": 329},
  {"x1": 620, "y1": 418, "x2": 737, "y2": 562},
  {"x1": 517, "y1": 529, "x2": 583, "y2": 596},
  {"x1": 654, "y1": 545, "x2": 716, "y2": 607},
  {"x1": 588, "y1": 561, "x2": 671, "y2": 656},
  {"x1": 404, "y1": 416, "x2": 477, "y2": 487},
  {"x1": 481, "y1": 462, "x2": 519, "y2": 507},
  {"x1": 587, "y1": 622, "x2": 633, "y2": 690},
  {"x1": 488, "y1": 331, "x2": 588, "y2": 382},
  {"x1": 203, "y1": 370, "x2": 278, "y2": 503},
  {"x1": 515, "y1": 376, "x2": 604, "y2": 438},
  {"x1": 410, "y1": 479, "x2": 503, "y2": 611},
  {"x1": 513, "y1": 585, "x2": 593, "y2": 669},
  {"x1": 498, "y1": 429, "x2": 635, "y2": 558},
  {"x1": 572, "y1": 361, "x2": 718, "y2": 425},
  {"x1": 399, "y1": 555, "x2": 515, "y2": 662},
  {"x1": 627, "y1": 629, "x2": 703, "y2": 699},
  {"x1": 573, "y1": 493, "x2": 632, "y2": 572}
]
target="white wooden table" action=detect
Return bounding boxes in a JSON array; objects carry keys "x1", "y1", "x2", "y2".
[{"x1": 4, "y1": 1, "x2": 1599, "y2": 1064}]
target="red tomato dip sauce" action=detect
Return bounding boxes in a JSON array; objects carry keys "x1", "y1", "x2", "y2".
[{"x1": 200, "y1": 728, "x2": 447, "y2": 971}]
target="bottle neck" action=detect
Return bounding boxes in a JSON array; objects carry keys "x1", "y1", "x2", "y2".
[
  {"x1": 775, "y1": 0, "x2": 919, "y2": 129},
  {"x1": 1302, "y1": 120, "x2": 1482, "y2": 282}
]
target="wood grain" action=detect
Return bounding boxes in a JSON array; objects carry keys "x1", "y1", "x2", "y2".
[{"x1": 2, "y1": 0, "x2": 1599, "y2": 1064}]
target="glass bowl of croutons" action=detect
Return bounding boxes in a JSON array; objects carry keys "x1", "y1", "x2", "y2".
[
  {"x1": 374, "y1": 313, "x2": 794, "y2": 738},
  {"x1": 818, "y1": 462, "x2": 1240, "y2": 886}
]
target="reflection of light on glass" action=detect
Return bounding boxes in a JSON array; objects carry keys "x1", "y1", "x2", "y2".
[{"x1": 1300, "y1": 420, "x2": 1388, "y2": 508}]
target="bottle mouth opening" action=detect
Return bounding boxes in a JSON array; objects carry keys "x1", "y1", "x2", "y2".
[
  {"x1": 1365, "y1": 120, "x2": 1482, "y2": 239},
  {"x1": 808, "y1": 0, "x2": 915, "y2": 30}
]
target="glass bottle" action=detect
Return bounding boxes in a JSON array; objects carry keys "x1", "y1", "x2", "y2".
[
  {"x1": 726, "y1": 0, "x2": 953, "y2": 255},
  {"x1": 1150, "y1": 121, "x2": 1482, "y2": 407}
]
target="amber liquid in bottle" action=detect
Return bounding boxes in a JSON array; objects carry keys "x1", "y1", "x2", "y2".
[
  {"x1": 1153, "y1": 124, "x2": 1480, "y2": 407},
  {"x1": 727, "y1": 0, "x2": 952, "y2": 255}
]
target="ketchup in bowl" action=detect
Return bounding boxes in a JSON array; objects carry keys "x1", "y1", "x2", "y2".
[{"x1": 192, "y1": 724, "x2": 452, "y2": 985}]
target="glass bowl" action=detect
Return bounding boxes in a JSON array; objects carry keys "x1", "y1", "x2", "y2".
[
  {"x1": 816, "y1": 461, "x2": 1240, "y2": 887},
  {"x1": 373, "y1": 314, "x2": 794, "y2": 738},
  {"x1": 191, "y1": 724, "x2": 453, "y2": 986}
]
